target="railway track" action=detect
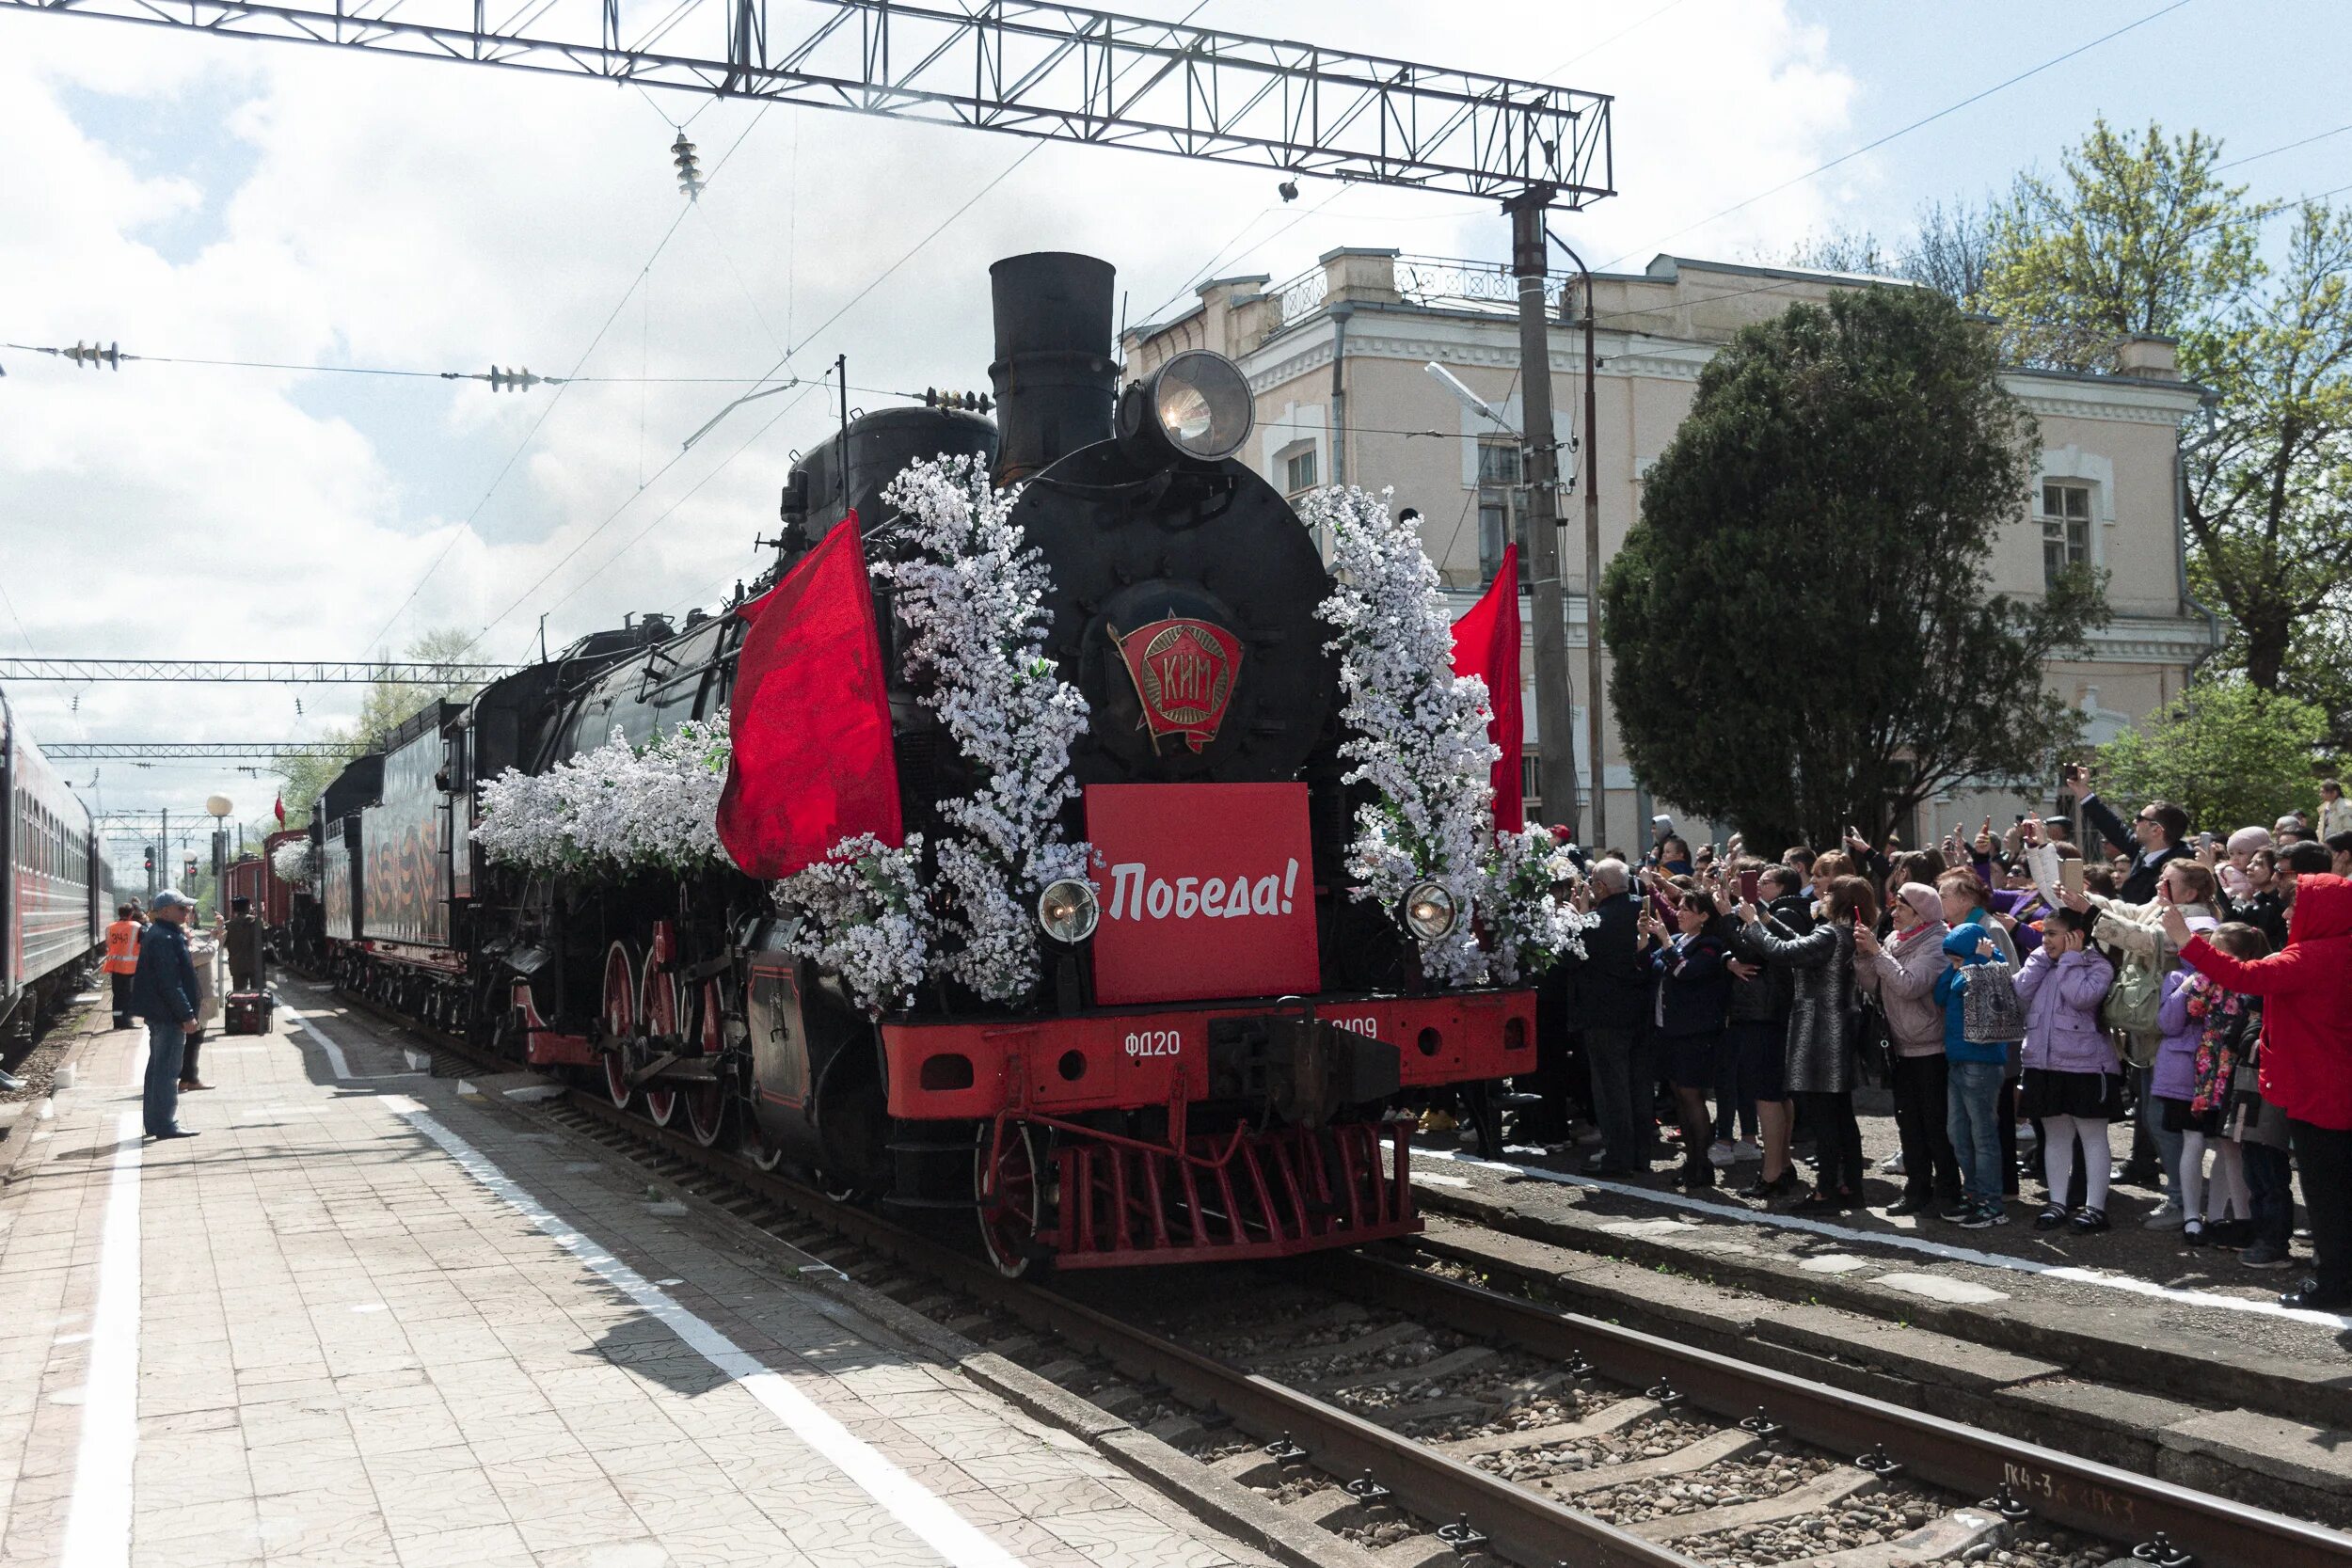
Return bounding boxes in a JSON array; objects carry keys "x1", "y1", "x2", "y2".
[{"x1": 319, "y1": 986, "x2": 2349, "y2": 1568}]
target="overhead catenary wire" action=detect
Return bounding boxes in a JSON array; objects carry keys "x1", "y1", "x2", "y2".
[
  {"x1": 1596, "y1": 0, "x2": 2198, "y2": 271},
  {"x1": 359, "y1": 100, "x2": 780, "y2": 655}
]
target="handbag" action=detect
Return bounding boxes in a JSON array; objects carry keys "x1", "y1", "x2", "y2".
[
  {"x1": 2101, "y1": 945, "x2": 2168, "y2": 1067},
  {"x1": 1961, "y1": 962, "x2": 2025, "y2": 1045}
]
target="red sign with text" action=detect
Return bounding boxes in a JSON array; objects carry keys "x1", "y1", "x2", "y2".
[{"x1": 1085, "y1": 783, "x2": 1322, "y2": 1006}]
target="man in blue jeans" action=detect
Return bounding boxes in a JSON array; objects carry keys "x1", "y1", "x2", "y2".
[
  {"x1": 1934, "y1": 926, "x2": 2010, "y2": 1227},
  {"x1": 128, "y1": 889, "x2": 204, "y2": 1141}
]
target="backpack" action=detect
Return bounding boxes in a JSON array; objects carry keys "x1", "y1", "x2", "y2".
[
  {"x1": 1961, "y1": 961, "x2": 2026, "y2": 1045},
  {"x1": 2101, "y1": 946, "x2": 2169, "y2": 1067}
]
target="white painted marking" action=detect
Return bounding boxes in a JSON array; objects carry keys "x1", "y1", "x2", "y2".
[
  {"x1": 291, "y1": 1014, "x2": 355, "y2": 1080},
  {"x1": 1413, "y1": 1172, "x2": 1472, "y2": 1188},
  {"x1": 386, "y1": 1099, "x2": 1022, "y2": 1568},
  {"x1": 59, "y1": 1110, "x2": 143, "y2": 1568},
  {"x1": 1421, "y1": 1149, "x2": 2352, "y2": 1331}
]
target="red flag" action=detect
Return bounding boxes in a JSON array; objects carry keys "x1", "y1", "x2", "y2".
[
  {"x1": 274, "y1": 793, "x2": 286, "y2": 825},
  {"x1": 717, "y1": 515, "x2": 903, "y2": 879},
  {"x1": 1451, "y1": 544, "x2": 1524, "y2": 832}
]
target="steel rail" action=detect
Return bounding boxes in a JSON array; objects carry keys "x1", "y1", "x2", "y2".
[
  {"x1": 1327, "y1": 1249, "x2": 2352, "y2": 1568},
  {"x1": 543, "y1": 1082, "x2": 1696, "y2": 1568},
  {"x1": 328, "y1": 985, "x2": 2347, "y2": 1568}
]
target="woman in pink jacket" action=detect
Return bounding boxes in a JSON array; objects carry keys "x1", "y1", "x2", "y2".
[{"x1": 2012, "y1": 907, "x2": 2117, "y2": 1231}]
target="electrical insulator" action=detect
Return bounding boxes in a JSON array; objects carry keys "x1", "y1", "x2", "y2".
[
  {"x1": 487, "y1": 366, "x2": 545, "y2": 393},
  {"x1": 672, "y1": 132, "x2": 704, "y2": 200},
  {"x1": 66, "y1": 341, "x2": 122, "y2": 370}
]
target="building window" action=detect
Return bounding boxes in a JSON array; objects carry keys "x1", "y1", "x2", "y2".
[
  {"x1": 1477, "y1": 440, "x2": 1523, "y2": 486},
  {"x1": 2041, "y1": 480, "x2": 2091, "y2": 584},
  {"x1": 1479, "y1": 499, "x2": 1510, "y2": 583},
  {"x1": 1282, "y1": 445, "x2": 1318, "y2": 496}
]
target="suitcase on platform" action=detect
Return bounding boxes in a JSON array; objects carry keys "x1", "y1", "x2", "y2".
[{"x1": 224, "y1": 991, "x2": 273, "y2": 1036}]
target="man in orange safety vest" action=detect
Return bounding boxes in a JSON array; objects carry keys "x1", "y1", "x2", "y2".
[{"x1": 103, "y1": 903, "x2": 141, "y2": 1029}]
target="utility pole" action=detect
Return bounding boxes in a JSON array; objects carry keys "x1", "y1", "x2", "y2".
[{"x1": 1505, "y1": 186, "x2": 1579, "y2": 840}]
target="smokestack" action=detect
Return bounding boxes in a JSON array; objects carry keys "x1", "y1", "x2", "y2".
[{"x1": 987, "y1": 252, "x2": 1118, "y2": 485}]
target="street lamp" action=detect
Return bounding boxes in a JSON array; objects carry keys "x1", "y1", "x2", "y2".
[{"x1": 206, "y1": 795, "x2": 231, "y2": 918}]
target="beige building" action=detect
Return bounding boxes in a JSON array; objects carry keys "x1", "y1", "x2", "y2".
[{"x1": 1124, "y1": 248, "x2": 2217, "y2": 856}]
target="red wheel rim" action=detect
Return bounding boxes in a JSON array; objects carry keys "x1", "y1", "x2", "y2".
[
  {"x1": 639, "y1": 964, "x2": 680, "y2": 1127},
  {"x1": 684, "y1": 976, "x2": 729, "y2": 1148},
  {"x1": 977, "y1": 1125, "x2": 1041, "y2": 1278},
  {"x1": 601, "y1": 942, "x2": 638, "y2": 1110}
]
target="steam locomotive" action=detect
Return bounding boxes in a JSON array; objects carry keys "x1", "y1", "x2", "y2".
[{"x1": 300, "y1": 253, "x2": 1536, "y2": 1274}]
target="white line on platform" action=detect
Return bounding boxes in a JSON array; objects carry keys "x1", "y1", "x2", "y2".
[
  {"x1": 1421, "y1": 1148, "x2": 2352, "y2": 1332},
  {"x1": 291, "y1": 1012, "x2": 356, "y2": 1079},
  {"x1": 58, "y1": 1110, "x2": 144, "y2": 1568},
  {"x1": 385, "y1": 1098, "x2": 1023, "y2": 1568}
]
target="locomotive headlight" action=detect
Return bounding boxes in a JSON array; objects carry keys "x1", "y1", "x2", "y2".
[
  {"x1": 1038, "y1": 879, "x2": 1101, "y2": 944},
  {"x1": 1402, "y1": 881, "x2": 1458, "y2": 941},
  {"x1": 1120, "y1": 349, "x2": 1254, "y2": 466}
]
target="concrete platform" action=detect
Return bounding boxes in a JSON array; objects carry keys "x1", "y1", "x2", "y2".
[{"x1": 0, "y1": 997, "x2": 1275, "y2": 1568}]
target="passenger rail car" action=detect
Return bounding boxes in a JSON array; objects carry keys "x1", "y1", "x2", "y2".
[
  {"x1": 2, "y1": 689, "x2": 114, "y2": 1043},
  {"x1": 307, "y1": 251, "x2": 1538, "y2": 1275}
]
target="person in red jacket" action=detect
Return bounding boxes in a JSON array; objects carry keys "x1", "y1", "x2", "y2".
[{"x1": 2163, "y1": 874, "x2": 2352, "y2": 1312}]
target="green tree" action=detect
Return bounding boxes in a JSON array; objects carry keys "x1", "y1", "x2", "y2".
[
  {"x1": 2183, "y1": 204, "x2": 2352, "y2": 698},
  {"x1": 1974, "y1": 119, "x2": 2352, "y2": 731},
  {"x1": 1979, "y1": 119, "x2": 2260, "y2": 371},
  {"x1": 1600, "y1": 286, "x2": 2104, "y2": 848},
  {"x1": 2096, "y1": 677, "x2": 2328, "y2": 832}
]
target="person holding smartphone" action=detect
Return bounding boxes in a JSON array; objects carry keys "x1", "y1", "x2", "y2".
[
  {"x1": 1736, "y1": 876, "x2": 1876, "y2": 1212},
  {"x1": 1641, "y1": 889, "x2": 1732, "y2": 1191}
]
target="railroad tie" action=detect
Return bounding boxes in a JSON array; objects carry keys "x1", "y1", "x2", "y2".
[
  {"x1": 1548, "y1": 1425, "x2": 1760, "y2": 1497},
  {"x1": 1317, "y1": 1345, "x2": 1497, "y2": 1393},
  {"x1": 1437, "y1": 1395, "x2": 1662, "y2": 1460},
  {"x1": 1777, "y1": 1506, "x2": 2006, "y2": 1566},
  {"x1": 1628, "y1": 1460, "x2": 1885, "y2": 1542},
  {"x1": 1251, "y1": 1321, "x2": 1427, "y2": 1370}
]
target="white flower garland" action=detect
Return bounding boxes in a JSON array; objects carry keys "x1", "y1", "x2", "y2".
[
  {"x1": 471, "y1": 717, "x2": 731, "y2": 876},
  {"x1": 774, "y1": 833, "x2": 930, "y2": 1014},
  {"x1": 270, "y1": 837, "x2": 315, "y2": 888},
  {"x1": 1307, "y1": 483, "x2": 1587, "y2": 984},
  {"x1": 870, "y1": 453, "x2": 1091, "y2": 1000},
  {"x1": 1310, "y1": 483, "x2": 1498, "y2": 984},
  {"x1": 1479, "y1": 822, "x2": 1591, "y2": 983}
]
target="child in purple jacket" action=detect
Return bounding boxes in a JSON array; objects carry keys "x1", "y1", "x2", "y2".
[
  {"x1": 2156, "y1": 924, "x2": 2267, "y2": 1247},
  {"x1": 2012, "y1": 907, "x2": 2117, "y2": 1231}
]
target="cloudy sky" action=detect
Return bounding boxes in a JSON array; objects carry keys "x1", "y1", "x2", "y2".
[{"x1": 4, "y1": 0, "x2": 2347, "y2": 851}]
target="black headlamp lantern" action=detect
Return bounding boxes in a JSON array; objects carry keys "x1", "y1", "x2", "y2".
[{"x1": 1117, "y1": 349, "x2": 1255, "y2": 468}]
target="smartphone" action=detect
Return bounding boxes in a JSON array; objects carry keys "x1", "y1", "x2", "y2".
[
  {"x1": 2059, "y1": 860, "x2": 2086, "y2": 897},
  {"x1": 1739, "y1": 869, "x2": 1760, "y2": 902}
]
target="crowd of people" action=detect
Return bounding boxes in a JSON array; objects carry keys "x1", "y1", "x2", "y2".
[{"x1": 1532, "y1": 768, "x2": 2352, "y2": 1314}]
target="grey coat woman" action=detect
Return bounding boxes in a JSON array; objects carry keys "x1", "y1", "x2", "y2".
[{"x1": 1740, "y1": 914, "x2": 1862, "y2": 1095}]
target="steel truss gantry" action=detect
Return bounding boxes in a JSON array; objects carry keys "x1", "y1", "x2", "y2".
[
  {"x1": 46, "y1": 742, "x2": 356, "y2": 761},
  {"x1": 0, "y1": 658, "x2": 512, "y2": 684},
  {"x1": 1, "y1": 0, "x2": 1613, "y2": 200}
]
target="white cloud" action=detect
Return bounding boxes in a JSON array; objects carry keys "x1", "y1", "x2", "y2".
[{"x1": 0, "y1": 0, "x2": 1858, "y2": 827}]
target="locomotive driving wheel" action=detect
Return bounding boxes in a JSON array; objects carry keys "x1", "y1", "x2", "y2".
[
  {"x1": 637, "y1": 961, "x2": 681, "y2": 1128},
  {"x1": 682, "y1": 975, "x2": 735, "y2": 1148},
  {"x1": 976, "y1": 1123, "x2": 1046, "y2": 1280},
  {"x1": 741, "y1": 1121, "x2": 785, "y2": 1172},
  {"x1": 599, "y1": 941, "x2": 640, "y2": 1111}
]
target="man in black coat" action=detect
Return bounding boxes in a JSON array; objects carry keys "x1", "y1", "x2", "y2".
[
  {"x1": 128, "y1": 889, "x2": 204, "y2": 1141},
  {"x1": 2061, "y1": 763, "x2": 2189, "y2": 905},
  {"x1": 1572, "y1": 860, "x2": 1653, "y2": 1175}
]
